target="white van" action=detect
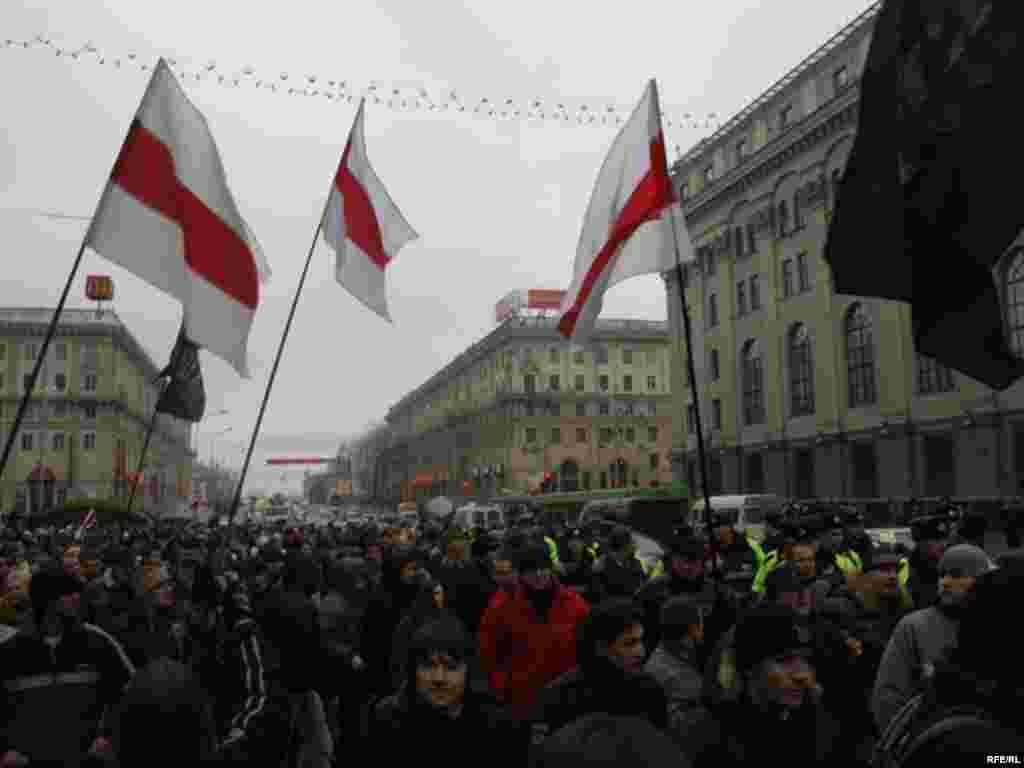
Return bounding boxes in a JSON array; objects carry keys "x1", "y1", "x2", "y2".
[{"x1": 688, "y1": 494, "x2": 786, "y2": 542}]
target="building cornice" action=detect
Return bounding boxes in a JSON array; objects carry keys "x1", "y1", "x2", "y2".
[{"x1": 677, "y1": 89, "x2": 860, "y2": 225}]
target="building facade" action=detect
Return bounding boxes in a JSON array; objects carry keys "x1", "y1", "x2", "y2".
[
  {"x1": 0, "y1": 308, "x2": 194, "y2": 519},
  {"x1": 383, "y1": 316, "x2": 675, "y2": 501},
  {"x1": 665, "y1": 1, "x2": 1024, "y2": 501}
]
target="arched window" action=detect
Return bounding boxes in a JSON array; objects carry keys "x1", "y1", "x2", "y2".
[
  {"x1": 789, "y1": 323, "x2": 815, "y2": 416},
  {"x1": 845, "y1": 303, "x2": 877, "y2": 407},
  {"x1": 777, "y1": 200, "x2": 789, "y2": 237},
  {"x1": 830, "y1": 168, "x2": 843, "y2": 210},
  {"x1": 742, "y1": 339, "x2": 764, "y2": 426},
  {"x1": 1005, "y1": 249, "x2": 1024, "y2": 358},
  {"x1": 734, "y1": 226, "x2": 744, "y2": 258}
]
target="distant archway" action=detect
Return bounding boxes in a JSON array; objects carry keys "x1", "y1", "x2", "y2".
[{"x1": 560, "y1": 460, "x2": 580, "y2": 492}]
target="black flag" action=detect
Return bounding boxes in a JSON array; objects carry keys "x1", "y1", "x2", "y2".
[
  {"x1": 155, "y1": 327, "x2": 206, "y2": 422},
  {"x1": 824, "y1": 0, "x2": 1024, "y2": 390}
]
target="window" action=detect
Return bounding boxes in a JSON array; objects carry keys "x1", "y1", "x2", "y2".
[
  {"x1": 83, "y1": 432, "x2": 96, "y2": 451},
  {"x1": 551, "y1": 427, "x2": 561, "y2": 444},
  {"x1": 708, "y1": 294, "x2": 718, "y2": 327},
  {"x1": 623, "y1": 348, "x2": 633, "y2": 365},
  {"x1": 747, "y1": 223, "x2": 757, "y2": 254},
  {"x1": 736, "y1": 139, "x2": 747, "y2": 162},
  {"x1": 712, "y1": 399, "x2": 722, "y2": 430},
  {"x1": 54, "y1": 401, "x2": 67, "y2": 418},
  {"x1": 55, "y1": 343, "x2": 67, "y2": 361},
  {"x1": 599, "y1": 401, "x2": 610, "y2": 416},
  {"x1": 789, "y1": 324, "x2": 815, "y2": 416},
  {"x1": 549, "y1": 375, "x2": 560, "y2": 391},
  {"x1": 573, "y1": 349, "x2": 585, "y2": 364},
  {"x1": 648, "y1": 427, "x2": 658, "y2": 442},
  {"x1": 574, "y1": 374, "x2": 585, "y2": 392},
  {"x1": 777, "y1": 200, "x2": 789, "y2": 236},
  {"x1": 650, "y1": 453, "x2": 659, "y2": 471},
  {"x1": 648, "y1": 400, "x2": 657, "y2": 416},
  {"x1": 734, "y1": 227, "x2": 744, "y2": 258},
  {"x1": 582, "y1": 471, "x2": 592, "y2": 490},
  {"x1": 647, "y1": 376, "x2": 656, "y2": 391},
  {"x1": 830, "y1": 169, "x2": 843, "y2": 210},
  {"x1": 525, "y1": 428, "x2": 537, "y2": 444},
  {"x1": 679, "y1": 182, "x2": 689, "y2": 201},
  {"x1": 54, "y1": 373, "x2": 66, "y2": 392},
  {"x1": 704, "y1": 165, "x2": 713, "y2": 183},
  {"x1": 705, "y1": 249, "x2": 716, "y2": 276},
  {"x1": 0, "y1": 345, "x2": 5, "y2": 359},
  {"x1": 625, "y1": 427, "x2": 635, "y2": 443},
  {"x1": 779, "y1": 104, "x2": 792, "y2": 130},
  {"x1": 917, "y1": 353, "x2": 956, "y2": 394},
  {"x1": 845, "y1": 303, "x2": 877, "y2": 407},
  {"x1": 0, "y1": 373, "x2": 4, "y2": 390},
  {"x1": 21, "y1": 433, "x2": 32, "y2": 451},
  {"x1": 576, "y1": 428, "x2": 587, "y2": 443},
  {"x1": 749, "y1": 275, "x2": 761, "y2": 310},
  {"x1": 600, "y1": 472, "x2": 608, "y2": 489},
  {"x1": 797, "y1": 252, "x2": 810, "y2": 292},
  {"x1": 1006, "y1": 250, "x2": 1024, "y2": 356},
  {"x1": 550, "y1": 347, "x2": 560, "y2": 364},
  {"x1": 687, "y1": 405, "x2": 696, "y2": 434},
  {"x1": 596, "y1": 345, "x2": 609, "y2": 364},
  {"x1": 24, "y1": 343, "x2": 38, "y2": 360},
  {"x1": 524, "y1": 374, "x2": 536, "y2": 394},
  {"x1": 793, "y1": 191, "x2": 804, "y2": 230},
  {"x1": 84, "y1": 374, "x2": 97, "y2": 392},
  {"x1": 742, "y1": 340, "x2": 765, "y2": 425},
  {"x1": 632, "y1": 470, "x2": 639, "y2": 487},
  {"x1": 576, "y1": 401, "x2": 586, "y2": 417},
  {"x1": 710, "y1": 349, "x2": 720, "y2": 381},
  {"x1": 52, "y1": 433, "x2": 64, "y2": 451},
  {"x1": 599, "y1": 375, "x2": 609, "y2": 392},
  {"x1": 525, "y1": 402, "x2": 536, "y2": 417},
  {"x1": 737, "y1": 281, "x2": 748, "y2": 315},
  {"x1": 84, "y1": 403, "x2": 97, "y2": 420},
  {"x1": 782, "y1": 259, "x2": 794, "y2": 298},
  {"x1": 600, "y1": 428, "x2": 614, "y2": 445},
  {"x1": 623, "y1": 375, "x2": 633, "y2": 392},
  {"x1": 833, "y1": 65, "x2": 849, "y2": 92}
]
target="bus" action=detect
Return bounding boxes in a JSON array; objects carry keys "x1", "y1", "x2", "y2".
[{"x1": 485, "y1": 482, "x2": 690, "y2": 530}]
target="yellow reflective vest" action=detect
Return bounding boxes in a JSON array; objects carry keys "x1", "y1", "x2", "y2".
[
  {"x1": 897, "y1": 557, "x2": 913, "y2": 610},
  {"x1": 748, "y1": 537, "x2": 778, "y2": 594},
  {"x1": 543, "y1": 536, "x2": 562, "y2": 569}
]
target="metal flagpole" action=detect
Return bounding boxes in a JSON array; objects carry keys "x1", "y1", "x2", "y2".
[
  {"x1": 655, "y1": 79, "x2": 719, "y2": 578},
  {"x1": 127, "y1": 381, "x2": 168, "y2": 517}
]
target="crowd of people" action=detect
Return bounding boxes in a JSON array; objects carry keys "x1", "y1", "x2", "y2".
[{"x1": 0, "y1": 501, "x2": 1021, "y2": 767}]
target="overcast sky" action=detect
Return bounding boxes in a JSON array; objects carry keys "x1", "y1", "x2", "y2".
[{"x1": 2, "y1": 0, "x2": 874, "y2": 495}]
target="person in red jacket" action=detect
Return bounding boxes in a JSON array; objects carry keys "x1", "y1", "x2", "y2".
[{"x1": 478, "y1": 543, "x2": 590, "y2": 721}]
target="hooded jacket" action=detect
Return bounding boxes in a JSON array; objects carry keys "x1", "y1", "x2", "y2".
[{"x1": 478, "y1": 582, "x2": 590, "y2": 721}]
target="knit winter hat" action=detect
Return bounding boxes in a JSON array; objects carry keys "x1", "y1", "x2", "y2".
[
  {"x1": 938, "y1": 544, "x2": 995, "y2": 578},
  {"x1": 733, "y1": 604, "x2": 809, "y2": 672}
]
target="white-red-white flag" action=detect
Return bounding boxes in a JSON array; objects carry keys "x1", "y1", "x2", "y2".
[
  {"x1": 85, "y1": 59, "x2": 270, "y2": 378},
  {"x1": 322, "y1": 99, "x2": 418, "y2": 321},
  {"x1": 557, "y1": 80, "x2": 693, "y2": 342}
]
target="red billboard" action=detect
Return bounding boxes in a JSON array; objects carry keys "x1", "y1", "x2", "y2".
[{"x1": 527, "y1": 289, "x2": 566, "y2": 311}]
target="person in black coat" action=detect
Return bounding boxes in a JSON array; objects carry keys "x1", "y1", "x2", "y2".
[
  {"x1": 366, "y1": 617, "x2": 526, "y2": 768},
  {"x1": 529, "y1": 598, "x2": 667, "y2": 754}
]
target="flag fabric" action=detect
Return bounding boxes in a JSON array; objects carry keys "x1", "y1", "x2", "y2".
[
  {"x1": 557, "y1": 79, "x2": 692, "y2": 342},
  {"x1": 322, "y1": 99, "x2": 418, "y2": 322},
  {"x1": 85, "y1": 59, "x2": 270, "y2": 379},
  {"x1": 823, "y1": 0, "x2": 1024, "y2": 390},
  {"x1": 74, "y1": 508, "x2": 97, "y2": 541},
  {"x1": 154, "y1": 324, "x2": 206, "y2": 422}
]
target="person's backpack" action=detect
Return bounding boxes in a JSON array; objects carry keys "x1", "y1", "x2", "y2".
[{"x1": 873, "y1": 693, "x2": 1016, "y2": 768}]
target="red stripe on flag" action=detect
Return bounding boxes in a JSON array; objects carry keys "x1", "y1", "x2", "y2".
[
  {"x1": 558, "y1": 135, "x2": 677, "y2": 338},
  {"x1": 111, "y1": 120, "x2": 260, "y2": 310},
  {"x1": 334, "y1": 141, "x2": 389, "y2": 271}
]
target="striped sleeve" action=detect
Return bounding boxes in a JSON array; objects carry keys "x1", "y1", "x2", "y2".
[{"x1": 230, "y1": 628, "x2": 268, "y2": 733}]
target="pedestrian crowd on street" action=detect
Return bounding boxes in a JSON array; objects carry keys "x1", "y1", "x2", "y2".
[{"x1": 0, "y1": 498, "x2": 1021, "y2": 767}]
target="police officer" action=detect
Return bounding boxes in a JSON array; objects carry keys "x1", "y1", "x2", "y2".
[
  {"x1": 710, "y1": 515, "x2": 770, "y2": 596},
  {"x1": 590, "y1": 525, "x2": 648, "y2": 602},
  {"x1": 904, "y1": 513, "x2": 954, "y2": 609}
]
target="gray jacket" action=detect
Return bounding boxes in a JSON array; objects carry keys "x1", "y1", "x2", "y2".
[
  {"x1": 871, "y1": 606, "x2": 958, "y2": 733},
  {"x1": 644, "y1": 643, "x2": 703, "y2": 736}
]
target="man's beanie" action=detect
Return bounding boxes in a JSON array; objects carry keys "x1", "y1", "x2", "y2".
[{"x1": 733, "y1": 603, "x2": 807, "y2": 672}]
